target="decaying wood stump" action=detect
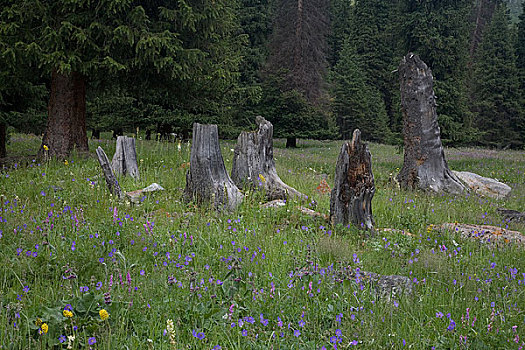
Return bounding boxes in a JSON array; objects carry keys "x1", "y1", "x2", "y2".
[
  {"x1": 231, "y1": 116, "x2": 308, "y2": 201},
  {"x1": 397, "y1": 53, "x2": 464, "y2": 194},
  {"x1": 96, "y1": 146, "x2": 123, "y2": 199},
  {"x1": 184, "y1": 123, "x2": 243, "y2": 211},
  {"x1": 111, "y1": 136, "x2": 140, "y2": 179},
  {"x1": 330, "y1": 129, "x2": 375, "y2": 232}
]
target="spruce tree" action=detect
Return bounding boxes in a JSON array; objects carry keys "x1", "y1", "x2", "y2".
[
  {"x1": 0, "y1": 0, "x2": 243, "y2": 157},
  {"x1": 472, "y1": 4, "x2": 524, "y2": 148},
  {"x1": 331, "y1": 39, "x2": 390, "y2": 142},
  {"x1": 401, "y1": 0, "x2": 474, "y2": 144},
  {"x1": 349, "y1": 0, "x2": 402, "y2": 135},
  {"x1": 264, "y1": 0, "x2": 334, "y2": 147}
]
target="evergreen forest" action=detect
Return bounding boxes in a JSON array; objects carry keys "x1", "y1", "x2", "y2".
[{"x1": 1, "y1": 0, "x2": 524, "y2": 158}]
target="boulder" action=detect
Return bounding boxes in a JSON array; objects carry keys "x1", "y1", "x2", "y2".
[{"x1": 453, "y1": 171, "x2": 511, "y2": 199}]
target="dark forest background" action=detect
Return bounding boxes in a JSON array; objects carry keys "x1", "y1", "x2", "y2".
[{"x1": 1, "y1": 0, "x2": 524, "y2": 155}]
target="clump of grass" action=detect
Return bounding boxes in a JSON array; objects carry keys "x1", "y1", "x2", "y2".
[{"x1": 0, "y1": 135, "x2": 523, "y2": 349}]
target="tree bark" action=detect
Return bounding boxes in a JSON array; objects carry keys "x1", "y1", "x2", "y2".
[
  {"x1": 40, "y1": 70, "x2": 89, "y2": 158},
  {"x1": 96, "y1": 146, "x2": 123, "y2": 199},
  {"x1": 111, "y1": 136, "x2": 140, "y2": 179},
  {"x1": 330, "y1": 129, "x2": 375, "y2": 232},
  {"x1": 396, "y1": 53, "x2": 464, "y2": 194},
  {"x1": 231, "y1": 116, "x2": 308, "y2": 201},
  {"x1": 0, "y1": 121, "x2": 6, "y2": 158},
  {"x1": 184, "y1": 123, "x2": 243, "y2": 211}
]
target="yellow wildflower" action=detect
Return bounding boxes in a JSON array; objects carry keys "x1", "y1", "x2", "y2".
[
  {"x1": 99, "y1": 309, "x2": 109, "y2": 321},
  {"x1": 64, "y1": 160, "x2": 69, "y2": 166},
  {"x1": 258, "y1": 174, "x2": 266, "y2": 183},
  {"x1": 43, "y1": 145, "x2": 49, "y2": 151},
  {"x1": 63, "y1": 310, "x2": 73, "y2": 318},
  {"x1": 41, "y1": 323, "x2": 48, "y2": 334}
]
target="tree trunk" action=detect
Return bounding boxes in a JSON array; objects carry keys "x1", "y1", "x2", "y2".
[
  {"x1": 184, "y1": 123, "x2": 243, "y2": 211},
  {"x1": 330, "y1": 129, "x2": 375, "y2": 232},
  {"x1": 469, "y1": 0, "x2": 497, "y2": 66},
  {"x1": 40, "y1": 70, "x2": 88, "y2": 158},
  {"x1": 396, "y1": 53, "x2": 464, "y2": 194},
  {"x1": 286, "y1": 137, "x2": 297, "y2": 148},
  {"x1": 111, "y1": 136, "x2": 140, "y2": 179},
  {"x1": 91, "y1": 129, "x2": 101, "y2": 139},
  {"x1": 0, "y1": 121, "x2": 6, "y2": 158},
  {"x1": 96, "y1": 146, "x2": 123, "y2": 199},
  {"x1": 231, "y1": 116, "x2": 308, "y2": 201}
]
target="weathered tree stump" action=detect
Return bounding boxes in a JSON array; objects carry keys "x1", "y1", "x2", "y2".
[
  {"x1": 231, "y1": 116, "x2": 308, "y2": 201},
  {"x1": 111, "y1": 136, "x2": 140, "y2": 179},
  {"x1": 96, "y1": 146, "x2": 123, "y2": 199},
  {"x1": 330, "y1": 129, "x2": 375, "y2": 232},
  {"x1": 396, "y1": 53, "x2": 464, "y2": 194},
  {"x1": 184, "y1": 123, "x2": 243, "y2": 211}
]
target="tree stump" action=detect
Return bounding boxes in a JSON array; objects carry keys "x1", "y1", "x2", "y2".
[
  {"x1": 96, "y1": 146, "x2": 123, "y2": 199},
  {"x1": 397, "y1": 53, "x2": 464, "y2": 194},
  {"x1": 231, "y1": 116, "x2": 308, "y2": 201},
  {"x1": 184, "y1": 123, "x2": 243, "y2": 211},
  {"x1": 111, "y1": 136, "x2": 140, "y2": 179},
  {"x1": 330, "y1": 129, "x2": 375, "y2": 232}
]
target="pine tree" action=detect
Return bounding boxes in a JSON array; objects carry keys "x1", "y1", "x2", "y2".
[
  {"x1": 331, "y1": 39, "x2": 390, "y2": 142},
  {"x1": 472, "y1": 4, "x2": 524, "y2": 147},
  {"x1": 516, "y1": 1, "x2": 525, "y2": 87}
]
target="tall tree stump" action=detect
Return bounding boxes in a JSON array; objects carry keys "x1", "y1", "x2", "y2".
[
  {"x1": 330, "y1": 129, "x2": 375, "y2": 232},
  {"x1": 397, "y1": 53, "x2": 464, "y2": 194},
  {"x1": 111, "y1": 136, "x2": 140, "y2": 179},
  {"x1": 184, "y1": 123, "x2": 243, "y2": 211},
  {"x1": 96, "y1": 146, "x2": 123, "y2": 199},
  {"x1": 231, "y1": 116, "x2": 308, "y2": 201}
]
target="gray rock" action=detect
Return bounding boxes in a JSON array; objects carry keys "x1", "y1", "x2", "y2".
[
  {"x1": 142, "y1": 183, "x2": 165, "y2": 192},
  {"x1": 453, "y1": 171, "x2": 511, "y2": 199}
]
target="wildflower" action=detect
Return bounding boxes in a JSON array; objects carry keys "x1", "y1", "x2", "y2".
[
  {"x1": 35, "y1": 318, "x2": 43, "y2": 326},
  {"x1": 59, "y1": 335, "x2": 67, "y2": 343},
  {"x1": 99, "y1": 309, "x2": 109, "y2": 321},
  {"x1": 63, "y1": 310, "x2": 73, "y2": 318},
  {"x1": 447, "y1": 320, "x2": 456, "y2": 331},
  {"x1": 39, "y1": 323, "x2": 48, "y2": 335},
  {"x1": 166, "y1": 319, "x2": 176, "y2": 346},
  {"x1": 293, "y1": 329, "x2": 301, "y2": 337},
  {"x1": 192, "y1": 329, "x2": 205, "y2": 340},
  {"x1": 258, "y1": 174, "x2": 266, "y2": 183},
  {"x1": 64, "y1": 160, "x2": 68, "y2": 166},
  {"x1": 88, "y1": 337, "x2": 96, "y2": 345},
  {"x1": 43, "y1": 145, "x2": 49, "y2": 151}
]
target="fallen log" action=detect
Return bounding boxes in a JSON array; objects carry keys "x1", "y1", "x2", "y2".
[{"x1": 96, "y1": 146, "x2": 123, "y2": 199}]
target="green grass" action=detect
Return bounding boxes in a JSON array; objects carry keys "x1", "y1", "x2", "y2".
[{"x1": 0, "y1": 134, "x2": 524, "y2": 349}]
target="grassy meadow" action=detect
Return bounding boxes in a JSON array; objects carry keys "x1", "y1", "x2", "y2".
[{"x1": 0, "y1": 133, "x2": 524, "y2": 349}]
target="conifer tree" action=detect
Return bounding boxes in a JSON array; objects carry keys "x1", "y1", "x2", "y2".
[
  {"x1": 0, "y1": 0, "x2": 243, "y2": 157},
  {"x1": 349, "y1": 0, "x2": 402, "y2": 135},
  {"x1": 401, "y1": 0, "x2": 474, "y2": 144},
  {"x1": 331, "y1": 39, "x2": 390, "y2": 142},
  {"x1": 264, "y1": 0, "x2": 334, "y2": 147},
  {"x1": 472, "y1": 4, "x2": 524, "y2": 147}
]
